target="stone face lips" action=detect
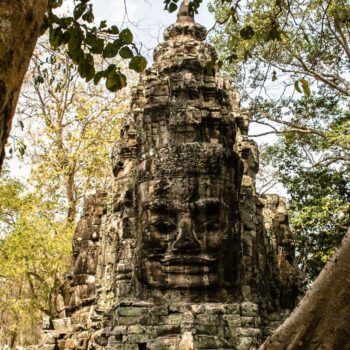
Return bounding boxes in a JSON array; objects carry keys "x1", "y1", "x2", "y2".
[{"x1": 41, "y1": 3, "x2": 301, "y2": 350}]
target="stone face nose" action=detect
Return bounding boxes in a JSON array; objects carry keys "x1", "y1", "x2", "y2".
[{"x1": 172, "y1": 218, "x2": 201, "y2": 253}]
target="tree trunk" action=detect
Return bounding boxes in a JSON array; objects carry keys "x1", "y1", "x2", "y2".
[
  {"x1": 0, "y1": 0, "x2": 48, "y2": 170},
  {"x1": 260, "y1": 228, "x2": 350, "y2": 350},
  {"x1": 66, "y1": 164, "x2": 77, "y2": 222},
  {"x1": 9, "y1": 330, "x2": 18, "y2": 350}
]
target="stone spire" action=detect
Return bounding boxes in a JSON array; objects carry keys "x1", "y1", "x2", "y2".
[
  {"x1": 39, "y1": 6, "x2": 301, "y2": 350},
  {"x1": 177, "y1": 0, "x2": 194, "y2": 23}
]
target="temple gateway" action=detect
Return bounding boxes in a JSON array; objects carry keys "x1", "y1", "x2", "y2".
[{"x1": 41, "y1": 2, "x2": 300, "y2": 349}]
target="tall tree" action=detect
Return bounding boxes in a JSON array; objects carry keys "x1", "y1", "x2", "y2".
[
  {"x1": 0, "y1": 177, "x2": 74, "y2": 347},
  {"x1": 0, "y1": 0, "x2": 48, "y2": 170},
  {"x1": 209, "y1": 0, "x2": 350, "y2": 276},
  {"x1": 257, "y1": 94, "x2": 350, "y2": 280},
  {"x1": 15, "y1": 47, "x2": 132, "y2": 222}
]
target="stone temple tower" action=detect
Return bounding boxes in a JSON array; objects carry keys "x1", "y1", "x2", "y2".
[{"x1": 42, "y1": 2, "x2": 300, "y2": 349}]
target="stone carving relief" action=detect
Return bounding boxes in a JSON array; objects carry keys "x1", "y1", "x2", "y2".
[
  {"x1": 136, "y1": 156, "x2": 241, "y2": 290},
  {"x1": 40, "y1": 2, "x2": 301, "y2": 349}
]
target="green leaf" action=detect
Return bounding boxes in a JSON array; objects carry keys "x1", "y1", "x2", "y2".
[
  {"x1": 67, "y1": 47, "x2": 85, "y2": 65},
  {"x1": 59, "y1": 17, "x2": 73, "y2": 29},
  {"x1": 267, "y1": 24, "x2": 281, "y2": 41},
  {"x1": 73, "y1": 3, "x2": 87, "y2": 20},
  {"x1": 85, "y1": 32, "x2": 104, "y2": 54},
  {"x1": 119, "y1": 46, "x2": 134, "y2": 59},
  {"x1": 49, "y1": 27, "x2": 63, "y2": 49},
  {"x1": 93, "y1": 71, "x2": 104, "y2": 85},
  {"x1": 103, "y1": 41, "x2": 121, "y2": 58},
  {"x1": 294, "y1": 80, "x2": 302, "y2": 93},
  {"x1": 34, "y1": 75, "x2": 45, "y2": 85},
  {"x1": 68, "y1": 27, "x2": 84, "y2": 51},
  {"x1": 129, "y1": 56, "x2": 148, "y2": 73},
  {"x1": 61, "y1": 30, "x2": 70, "y2": 45},
  {"x1": 82, "y1": 4, "x2": 94, "y2": 23},
  {"x1": 50, "y1": 0, "x2": 63, "y2": 9},
  {"x1": 106, "y1": 71, "x2": 127, "y2": 92},
  {"x1": 90, "y1": 39, "x2": 104, "y2": 54},
  {"x1": 240, "y1": 26, "x2": 255, "y2": 40},
  {"x1": 272, "y1": 71, "x2": 277, "y2": 81},
  {"x1": 226, "y1": 52, "x2": 238, "y2": 63},
  {"x1": 85, "y1": 32, "x2": 96, "y2": 46},
  {"x1": 301, "y1": 79, "x2": 311, "y2": 97},
  {"x1": 77, "y1": 54, "x2": 95, "y2": 82},
  {"x1": 99, "y1": 20, "x2": 107, "y2": 29},
  {"x1": 118, "y1": 73, "x2": 127, "y2": 88},
  {"x1": 108, "y1": 25, "x2": 119, "y2": 35},
  {"x1": 102, "y1": 64, "x2": 117, "y2": 77},
  {"x1": 243, "y1": 49, "x2": 252, "y2": 62},
  {"x1": 169, "y1": 3, "x2": 177, "y2": 12},
  {"x1": 119, "y1": 28, "x2": 133, "y2": 44}
]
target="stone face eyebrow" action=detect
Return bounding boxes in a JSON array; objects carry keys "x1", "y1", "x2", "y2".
[
  {"x1": 142, "y1": 199, "x2": 228, "y2": 219},
  {"x1": 142, "y1": 200, "x2": 178, "y2": 214},
  {"x1": 193, "y1": 198, "x2": 227, "y2": 210}
]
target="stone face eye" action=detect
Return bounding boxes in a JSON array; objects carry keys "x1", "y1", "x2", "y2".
[
  {"x1": 204, "y1": 219, "x2": 221, "y2": 231},
  {"x1": 150, "y1": 219, "x2": 176, "y2": 234}
]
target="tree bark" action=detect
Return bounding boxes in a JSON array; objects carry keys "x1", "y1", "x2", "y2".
[
  {"x1": 0, "y1": 0, "x2": 48, "y2": 170},
  {"x1": 260, "y1": 228, "x2": 350, "y2": 350}
]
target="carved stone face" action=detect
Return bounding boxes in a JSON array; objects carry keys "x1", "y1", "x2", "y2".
[{"x1": 137, "y1": 175, "x2": 239, "y2": 289}]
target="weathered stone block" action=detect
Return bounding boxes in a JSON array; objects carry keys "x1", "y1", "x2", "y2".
[
  {"x1": 224, "y1": 304, "x2": 241, "y2": 314},
  {"x1": 203, "y1": 304, "x2": 226, "y2": 314},
  {"x1": 117, "y1": 316, "x2": 142, "y2": 326},
  {"x1": 196, "y1": 314, "x2": 223, "y2": 326},
  {"x1": 127, "y1": 325, "x2": 147, "y2": 334},
  {"x1": 111, "y1": 326, "x2": 127, "y2": 335},
  {"x1": 224, "y1": 314, "x2": 242, "y2": 327},
  {"x1": 108, "y1": 343, "x2": 138, "y2": 350},
  {"x1": 150, "y1": 306, "x2": 169, "y2": 316},
  {"x1": 240, "y1": 303, "x2": 259, "y2": 317},
  {"x1": 164, "y1": 313, "x2": 182, "y2": 325},
  {"x1": 122, "y1": 334, "x2": 149, "y2": 344},
  {"x1": 117, "y1": 306, "x2": 148, "y2": 317},
  {"x1": 41, "y1": 332, "x2": 57, "y2": 345},
  {"x1": 241, "y1": 317, "x2": 255, "y2": 327},
  {"x1": 237, "y1": 337, "x2": 259, "y2": 350},
  {"x1": 148, "y1": 336, "x2": 180, "y2": 350},
  {"x1": 155, "y1": 324, "x2": 181, "y2": 337},
  {"x1": 52, "y1": 318, "x2": 71, "y2": 334},
  {"x1": 238, "y1": 327, "x2": 261, "y2": 337},
  {"x1": 41, "y1": 345, "x2": 57, "y2": 350},
  {"x1": 194, "y1": 334, "x2": 232, "y2": 349}
]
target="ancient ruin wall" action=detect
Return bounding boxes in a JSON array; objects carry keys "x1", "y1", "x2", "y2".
[{"x1": 41, "y1": 3, "x2": 300, "y2": 350}]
